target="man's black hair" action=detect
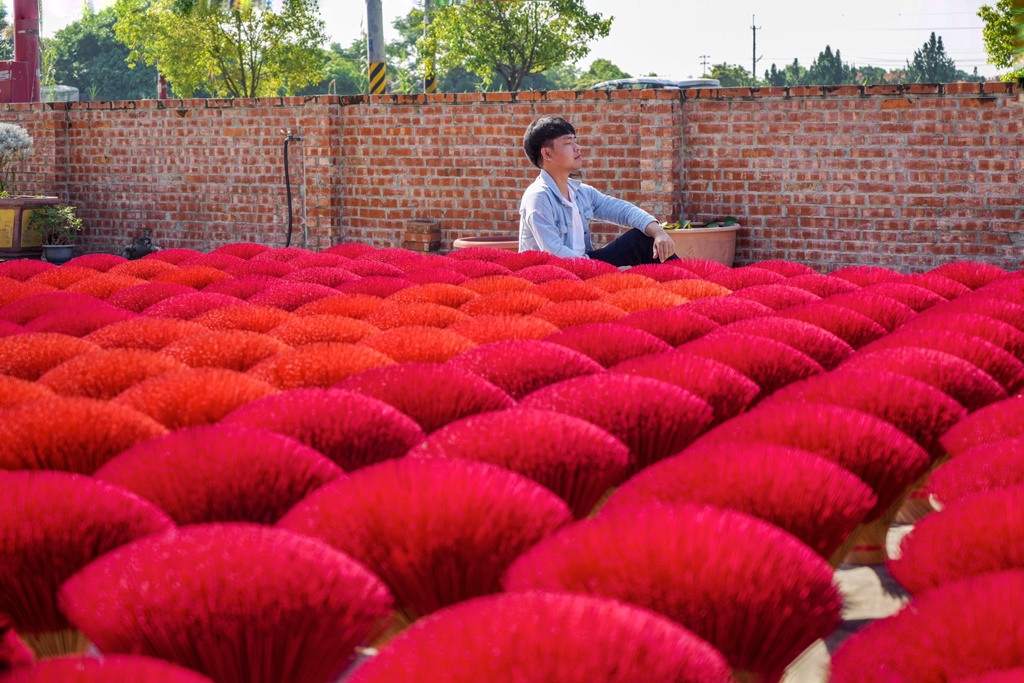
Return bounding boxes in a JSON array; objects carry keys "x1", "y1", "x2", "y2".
[{"x1": 522, "y1": 116, "x2": 576, "y2": 169}]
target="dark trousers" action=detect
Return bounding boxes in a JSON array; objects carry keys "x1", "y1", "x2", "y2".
[{"x1": 587, "y1": 229, "x2": 680, "y2": 267}]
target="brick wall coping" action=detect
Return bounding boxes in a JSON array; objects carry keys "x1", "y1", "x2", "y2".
[{"x1": 3, "y1": 80, "x2": 1018, "y2": 114}]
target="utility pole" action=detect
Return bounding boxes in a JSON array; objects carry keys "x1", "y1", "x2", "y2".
[
  {"x1": 422, "y1": 0, "x2": 437, "y2": 93},
  {"x1": 366, "y1": 0, "x2": 387, "y2": 94},
  {"x1": 699, "y1": 54, "x2": 710, "y2": 77},
  {"x1": 751, "y1": 15, "x2": 761, "y2": 82}
]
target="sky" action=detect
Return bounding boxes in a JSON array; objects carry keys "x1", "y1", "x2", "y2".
[{"x1": 32, "y1": 0, "x2": 1005, "y2": 80}]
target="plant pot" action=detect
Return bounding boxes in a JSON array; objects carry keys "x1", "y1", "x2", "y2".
[
  {"x1": 452, "y1": 235, "x2": 519, "y2": 252},
  {"x1": 666, "y1": 224, "x2": 740, "y2": 267},
  {"x1": 0, "y1": 196, "x2": 60, "y2": 260},
  {"x1": 42, "y1": 244, "x2": 75, "y2": 265}
]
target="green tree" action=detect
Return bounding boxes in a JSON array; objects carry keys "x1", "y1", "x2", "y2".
[
  {"x1": 764, "y1": 63, "x2": 786, "y2": 86},
  {"x1": 709, "y1": 63, "x2": 757, "y2": 87},
  {"x1": 0, "y1": 3, "x2": 12, "y2": 61},
  {"x1": 574, "y1": 58, "x2": 630, "y2": 88},
  {"x1": 905, "y1": 32, "x2": 959, "y2": 83},
  {"x1": 420, "y1": 0, "x2": 612, "y2": 92},
  {"x1": 853, "y1": 66, "x2": 887, "y2": 85},
  {"x1": 114, "y1": 0, "x2": 327, "y2": 98},
  {"x1": 48, "y1": 6, "x2": 158, "y2": 101},
  {"x1": 978, "y1": 0, "x2": 1024, "y2": 80},
  {"x1": 807, "y1": 46, "x2": 854, "y2": 85}
]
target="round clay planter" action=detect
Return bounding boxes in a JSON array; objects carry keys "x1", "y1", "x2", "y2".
[
  {"x1": 666, "y1": 224, "x2": 740, "y2": 267},
  {"x1": 42, "y1": 244, "x2": 75, "y2": 265},
  {"x1": 452, "y1": 235, "x2": 519, "y2": 252}
]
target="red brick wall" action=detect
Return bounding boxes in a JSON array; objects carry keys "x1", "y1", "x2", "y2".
[
  {"x1": 338, "y1": 89, "x2": 682, "y2": 250},
  {"x1": 683, "y1": 82, "x2": 1023, "y2": 271},
  {"x1": 1, "y1": 83, "x2": 1020, "y2": 271}
]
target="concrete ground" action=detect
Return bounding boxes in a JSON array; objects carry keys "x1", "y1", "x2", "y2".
[{"x1": 783, "y1": 524, "x2": 914, "y2": 682}]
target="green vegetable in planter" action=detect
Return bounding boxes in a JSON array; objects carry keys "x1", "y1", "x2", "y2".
[{"x1": 28, "y1": 204, "x2": 83, "y2": 246}]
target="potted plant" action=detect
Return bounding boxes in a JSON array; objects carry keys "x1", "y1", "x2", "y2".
[
  {"x1": 0, "y1": 122, "x2": 60, "y2": 260},
  {"x1": 28, "y1": 204, "x2": 82, "y2": 265},
  {"x1": 661, "y1": 215, "x2": 742, "y2": 267}
]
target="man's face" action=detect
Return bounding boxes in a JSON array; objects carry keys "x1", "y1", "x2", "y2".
[{"x1": 542, "y1": 134, "x2": 582, "y2": 173}]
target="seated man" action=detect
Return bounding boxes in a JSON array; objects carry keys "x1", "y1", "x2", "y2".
[{"x1": 519, "y1": 115, "x2": 677, "y2": 267}]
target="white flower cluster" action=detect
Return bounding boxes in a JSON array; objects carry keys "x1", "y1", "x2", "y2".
[{"x1": 0, "y1": 123, "x2": 32, "y2": 164}]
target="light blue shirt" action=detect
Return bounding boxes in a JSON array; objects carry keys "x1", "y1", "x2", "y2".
[{"x1": 518, "y1": 170, "x2": 658, "y2": 258}]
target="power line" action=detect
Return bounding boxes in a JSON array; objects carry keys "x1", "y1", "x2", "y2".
[{"x1": 699, "y1": 54, "x2": 710, "y2": 75}]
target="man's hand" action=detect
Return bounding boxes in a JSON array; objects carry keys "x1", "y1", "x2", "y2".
[{"x1": 645, "y1": 221, "x2": 676, "y2": 262}]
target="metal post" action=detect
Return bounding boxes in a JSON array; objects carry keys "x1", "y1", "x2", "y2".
[
  {"x1": 366, "y1": 0, "x2": 387, "y2": 94},
  {"x1": 423, "y1": 0, "x2": 436, "y2": 93}
]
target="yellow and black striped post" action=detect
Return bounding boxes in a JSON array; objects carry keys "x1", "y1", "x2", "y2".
[
  {"x1": 369, "y1": 62, "x2": 387, "y2": 95},
  {"x1": 366, "y1": 0, "x2": 387, "y2": 94}
]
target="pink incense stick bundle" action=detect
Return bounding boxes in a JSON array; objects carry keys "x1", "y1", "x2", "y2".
[
  {"x1": 336, "y1": 362, "x2": 514, "y2": 433},
  {"x1": 222, "y1": 388, "x2": 425, "y2": 471},
  {"x1": 278, "y1": 458, "x2": 571, "y2": 622},
  {"x1": 140, "y1": 291, "x2": 241, "y2": 320},
  {"x1": 0, "y1": 655, "x2": 215, "y2": 682},
  {"x1": 105, "y1": 282, "x2": 197, "y2": 313},
  {"x1": 504, "y1": 503, "x2": 842, "y2": 682},
  {"x1": 889, "y1": 486, "x2": 1024, "y2": 594},
  {"x1": 0, "y1": 472, "x2": 172, "y2": 656},
  {"x1": 830, "y1": 571, "x2": 1024, "y2": 682},
  {"x1": 714, "y1": 316, "x2": 853, "y2": 370},
  {"x1": 678, "y1": 332, "x2": 824, "y2": 399},
  {"x1": 95, "y1": 424, "x2": 343, "y2": 525},
  {"x1": 705, "y1": 266, "x2": 787, "y2": 290},
  {"x1": 929, "y1": 261, "x2": 1008, "y2": 290},
  {"x1": 728, "y1": 284, "x2": 821, "y2": 310},
  {"x1": 746, "y1": 260, "x2": 818, "y2": 277},
  {"x1": 60, "y1": 525, "x2": 393, "y2": 683},
  {"x1": 520, "y1": 373, "x2": 714, "y2": 474},
  {"x1": 612, "y1": 306, "x2": 720, "y2": 347},
  {"x1": 938, "y1": 397, "x2": 1024, "y2": 456},
  {"x1": 544, "y1": 322, "x2": 672, "y2": 367},
  {"x1": 611, "y1": 351, "x2": 760, "y2": 426},
  {"x1": 839, "y1": 347, "x2": 1007, "y2": 413},
  {"x1": 776, "y1": 300, "x2": 888, "y2": 349},
  {"x1": 602, "y1": 443, "x2": 875, "y2": 559},
  {"x1": 447, "y1": 339, "x2": 602, "y2": 400},
  {"x1": 926, "y1": 438, "x2": 1024, "y2": 507},
  {"x1": 346, "y1": 592, "x2": 732, "y2": 683},
  {"x1": 407, "y1": 407, "x2": 630, "y2": 518},
  {"x1": 860, "y1": 328, "x2": 1024, "y2": 393}
]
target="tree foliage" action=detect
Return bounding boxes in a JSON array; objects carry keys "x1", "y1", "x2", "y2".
[
  {"x1": 807, "y1": 46, "x2": 855, "y2": 85},
  {"x1": 0, "y1": 3, "x2": 12, "y2": 62},
  {"x1": 905, "y1": 32, "x2": 959, "y2": 83},
  {"x1": 48, "y1": 6, "x2": 159, "y2": 101},
  {"x1": 113, "y1": 0, "x2": 327, "y2": 98},
  {"x1": 420, "y1": 0, "x2": 612, "y2": 92},
  {"x1": 709, "y1": 63, "x2": 757, "y2": 87},
  {"x1": 978, "y1": 0, "x2": 1024, "y2": 80},
  {"x1": 574, "y1": 58, "x2": 631, "y2": 88}
]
